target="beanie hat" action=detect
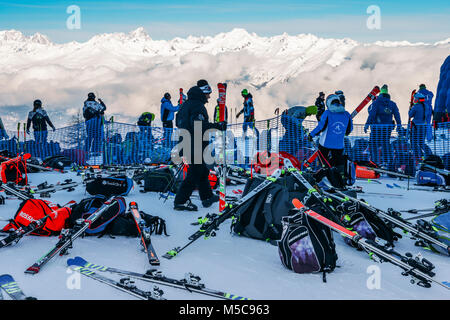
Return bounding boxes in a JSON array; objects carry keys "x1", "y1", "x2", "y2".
[
  {"x1": 380, "y1": 84, "x2": 388, "y2": 94},
  {"x1": 197, "y1": 79, "x2": 212, "y2": 94}
]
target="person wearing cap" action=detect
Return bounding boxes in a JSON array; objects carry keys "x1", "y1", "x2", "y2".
[
  {"x1": 364, "y1": 84, "x2": 401, "y2": 166},
  {"x1": 174, "y1": 79, "x2": 227, "y2": 211},
  {"x1": 236, "y1": 89, "x2": 258, "y2": 135},
  {"x1": 309, "y1": 94, "x2": 353, "y2": 168},
  {"x1": 335, "y1": 90, "x2": 345, "y2": 107},
  {"x1": 417, "y1": 84, "x2": 434, "y2": 141},
  {"x1": 315, "y1": 92, "x2": 326, "y2": 121},
  {"x1": 83, "y1": 92, "x2": 106, "y2": 153},
  {"x1": 409, "y1": 92, "x2": 431, "y2": 160},
  {"x1": 26, "y1": 99, "x2": 55, "y2": 144},
  {"x1": 160, "y1": 92, "x2": 179, "y2": 147}
]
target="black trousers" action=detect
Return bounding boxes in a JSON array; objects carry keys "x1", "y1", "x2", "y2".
[
  {"x1": 174, "y1": 163, "x2": 213, "y2": 204},
  {"x1": 318, "y1": 145, "x2": 344, "y2": 168}
]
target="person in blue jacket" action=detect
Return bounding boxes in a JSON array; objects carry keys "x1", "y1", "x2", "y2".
[
  {"x1": 160, "y1": 92, "x2": 179, "y2": 147},
  {"x1": 83, "y1": 92, "x2": 106, "y2": 153},
  {"x1": 236, "y1": 89, "x2": 259, "y2": 136},
  {"x1": 434, "y1": 55, "x2": 450, "y2": 126},
  {"x1": 364, "y1": 84, "x2": 401, "y2": 166},
  {"x1": 409, "y1": 92, "x2": 431, "y2": 160},
  {"x1": 417, "y1": 84, "x2": 434, "y2": 141},
  {"x1": 309, "y1": 94, "x2": 353, "y2": 168}
]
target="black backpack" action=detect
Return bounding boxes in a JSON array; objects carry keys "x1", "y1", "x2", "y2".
[
  {"x1": 42, "y1": 155, "x2": 73, "y2": 170},
  {"x1": 85, "y1": 175, "x2": 134, "y2": 198},
  {"x1": 143, "y1": 166, "x2": 181, "y2": 193},
  {"x1": 278, "y1": 209, "x2": 338, "y2": 281},
  {"x1": 232, "y1": 175, "x2": 308, "y2": 244}
]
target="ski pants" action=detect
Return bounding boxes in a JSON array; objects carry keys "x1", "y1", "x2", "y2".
[
  {"x1": 85, "y1": 118, "x2": 104, "y2": 153},
  {"x1": 34, "y1": 130, "x2": 48, "y2": 144},
  {"x1": 318, "y1": 144, "x2": 344, "y2": 168},
  {"x1": 411, "y1": 123, "x2": 427, "y2": 160},
  {"x1": 369, "y1": 126, "x2": 393, "y2": 166},
  {"x1": 162, "y1": 121, "x2": 174, "y2": 148},
  {"x1": 174, "y1": 163, "x2": 213, "y2": 205}
]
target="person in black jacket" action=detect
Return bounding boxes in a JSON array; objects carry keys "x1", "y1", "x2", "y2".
[
  {"x1": 315, "y1": 92, "x2": 325, "y2": 121},
  {"x1": 26, "y1": 100, "x2": 55, "y2": 144},
  {"x1": 174, "y1": 79, "x2": 227, "y2": 211},
  {"x1": 83, "y1": 92, "x2": 106, "y2": 153}
]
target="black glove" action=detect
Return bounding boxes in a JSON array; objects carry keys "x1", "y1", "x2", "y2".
[
  {"x1": 215, "y1": 121, "x2": 227, "y2": 131},
  {"x1": 307, "y1": 134, "x2": 313, "y2": 142}
]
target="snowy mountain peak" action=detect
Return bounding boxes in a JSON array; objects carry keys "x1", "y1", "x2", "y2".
[
  {"x1": 0, "y1": 29, "x2": 26, "y2": 42},
  {"x1": 129, "y1": 27, "x2": 151, "y2": 41}
]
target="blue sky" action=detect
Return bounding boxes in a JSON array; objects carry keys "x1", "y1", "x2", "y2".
[{"x1": 0, "y1": 0, "x2": 449, "y2": 42}]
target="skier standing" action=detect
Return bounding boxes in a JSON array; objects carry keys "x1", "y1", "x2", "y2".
[
  {"x1": 213, "y1": 98, "x2": 228, "y2": 123},
  {"x1": 315, "y1": 92, "x2": 326, "y2": 121},
  {"x1": 83, "y1": 92, "x2": 106, "y2": 153},
  {"x1": 174, "y1": 79, "x2": 227, "y2": 211},
  {"x1": 26, "y1": 100, "x2": 56, "y2": 144},
  {"x1": 236, "y1": 89, "x2": 258, "y2": 135},
  {"x1": 409, "y1": 92, "x2": 431, "y2": 160},
  {"x1": 364, "y1": 84, "x2": 401, "y2": 166},
  {"x1": 137, "y1": 112, "x2": 155, "y2": 137},
  {"x1": 308, "y1": 94, "x2": 353, "y2": 168},
  {"x1": 160, "y1": 93, "x2": 179, "y2": 147},
  {"x1": 0, "y1": 116, "x2": 8, "y2": 140},
  {"x1": 417, "y1": 84, "x2": 434, "y2": 141}
]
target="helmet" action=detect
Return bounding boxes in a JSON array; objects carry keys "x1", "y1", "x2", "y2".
[
  {"x1": 335, "y1": 90, "x2": 344, "y2": 96},
  {"x1": 326, "y1": 94, "x2": 341, "y2": 109},
  {"x1": 419, "y1": 84, "x2": 426, "y2": 89},
  {"x1": 88, "y1": 92, "x2": 96, "y2": 99},
  {"x1": 33, "y1": 100, "x2": 42, "y2": 108},
  {"x1": 197, "y1": 79, "x2": 212, "y2": 94},
  {"x1": 380, "y1": 84, "x2": 388, "y2": 94},
  {"x1": 164, "y1": 92, "x2": 171, "y2": 100},
  {"x1": 241, "y1": 89, "x2": 249, "y2": 96},
  {"x1": 319, "y1": 91, "x2": 325, "y2": 97}
]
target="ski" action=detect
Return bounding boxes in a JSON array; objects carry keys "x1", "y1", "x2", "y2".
[
  {"x1": 324, "y1": 189, "x2": 450, "y2": 256},
  {"x1": 0, "y1": 181, "x2": 32, "y2": 201},
  {"x1": 163, "y1": 169, "x2": 282, "y2": 259},
  {"x1": 25, "y1": 197, "x2": 121, "y2": 274},
  {"x1": 67, "y1": 259, "x2": 164, "y2": 300},
  {"x1": 68, "y1": 256, "x2": 250, "y2": 300},
  {"x1": 292, "y1": 199, "x2": 449, "y2": 290},
  {"x1": 304, "y1": 86, "x2": 380, "y2": 168},
  {"x1": 25, "y1": 179, "x2": 79, "y2": 197},
  {"x1": 0, "y1": 154, "x2": 66, "y2": 173},
  {"x1": 387, "y1": 183, "x2": 450, "y2": 193},
  {"x1": 0, "y1": 274, "x2": 36, "y2": 300},
  {"x1": 420, "y1": 163, "x2": 450, "y2": 177},
  {"x1": 0, "y1": 201, "x2": 76, "y2": 249},
  {"x1": 129, "y1": 201, "x2": 160, "y2": 266},
  {"x1": 179, "y1": 88, "x2": 184, "y2": 105},
  {"x1": 217, "y1": 82, "x2": 228, "y2": 212},
  {"x1": 370, "y1": 167, "x2": 414, "y2": 179}
]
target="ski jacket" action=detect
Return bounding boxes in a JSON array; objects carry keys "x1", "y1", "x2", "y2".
[
  {"x1": 26, "y1": 109, "x2": 55, "y2": 132},
  {"x1": 83, "y1": 99, "x2": 106, "y2": 121},
  {"x1": 365, "y1": 94, "x2": 401, "y2": 128},
  {"x1": 160, "y1": 98, "x2": 179, "y2": 122},
  {"x1": 435, "y1": 55, "x2": 450, "y2": 114},
  {"x1": 417, "y1": 88, "x2": 434, "y2": 123},
  {"x1": 409, "y1": 102, "x2": 430, "y2": 125},
  {"x1": 213, "y1": 105, "x2": 228, "y2": 123},
  {"x1": 237, "y1": 94, "x2": 255, "y2": 121},
  {"x1": 310, "y1": 104, "x2": 353, "y2": 150}
]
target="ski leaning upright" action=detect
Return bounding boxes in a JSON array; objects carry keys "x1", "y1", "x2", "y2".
[
  {"x1": 67, "y1": 259, "x2": 165, "y2": 300},
  {"x1": 129, "y1": 201, "x2": 160, "y2": 266},
  {"x1": 291, "y1": 199, "x2": 449, "y2": 290},
  {"x1": 217, "y1": 82, "x2": 228, "y2": 212},
  {"x1": 0, "y1": 274, "x2": 36, "y2": 300},
  {"x1": 163, "y1": 169, "x2": 282, "y2": 259},
  {"x1": 68, "y1": 256, "x2": 250, "y2": 300},
  {"x1": 25, "y1": 197, "x2": 122, "y2": 274}
]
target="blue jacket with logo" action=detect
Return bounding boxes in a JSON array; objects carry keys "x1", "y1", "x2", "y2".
[
  {"x1": 160, "y1": 98, "x2": 179, "y2": 122},
  {"x1": 310, "y1": 104, "x2": 353, "y2": 149},
  {"x1": 365, "y1": 93, "x2": 401, "y2": 129}
]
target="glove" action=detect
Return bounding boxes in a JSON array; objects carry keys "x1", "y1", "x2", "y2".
[
  {"x1": 364, "y1": 125, "x2": 368, "y2": 134},
  {"x1": 52, "y1": 127, "x2": 56, "y2": 132},
  {"x1": 307, "y1": 134, "x2": 313, "y2": 142},
  {"x1": 216, "y1": 121, "x2": 227, "y2": 131}
]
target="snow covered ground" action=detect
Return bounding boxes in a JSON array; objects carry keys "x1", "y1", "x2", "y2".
[{"x1": 0, "y1": 171, "x2": 449, "y2": 300}]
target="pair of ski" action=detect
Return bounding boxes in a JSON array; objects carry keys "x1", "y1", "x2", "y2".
[
  {"x1": 0, "y1": 274, "x2": 36, "y2": 300},
  {"x1": 291, "y1": 199, "x2": 449, "y2": 290},
  {"x1": 304, "y1": 85, "x2": 381, "y2": 168},
  {"x1": 163, "y1": 168, "x2": 282, "y2": 259},
  {"x1": 0, "y1": 181, "x2": 32, "y2": 201},
  {"x1": 67, "y1": 256, "x2": 249, "y2": 300},
  {"x1": 387, "y1": 182, "x2": 450, "y2": 193}
]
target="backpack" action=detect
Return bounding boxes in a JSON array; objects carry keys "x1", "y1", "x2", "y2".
[
  {"x1": 232, "y1": 175, "x2": 308, "y2": 243},
  {"x1": 86, "y1": 175, "x2": 134, "y2": 197},
  {"x1": 2, "y1": 199, "x2": 72, "y2": 236},
  {"x1": 0, "y1": 155, "x2": 28, "y2": 186},
  {"x1": 278, "y1": 209, "x2": 338, "y2": 280},
  {"x1": 143, "y1": 166, "x2": 180, "y2": 193},
  {"x1": 69, "y1": 196, "x2": 126, "y2": 235},
  {"x1": 416, "y1": 170, "x2": 446, "y2": 186}
]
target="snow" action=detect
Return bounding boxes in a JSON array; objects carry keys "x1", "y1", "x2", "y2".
[{"x1": 0, "y1": 171, "x2": 449, "y2": 300}]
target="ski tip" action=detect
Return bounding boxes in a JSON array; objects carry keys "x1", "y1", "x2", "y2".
[
  {"x1": 67, "y1": 256, "x2": 88, "y2": 267},
  {"x1": 149, "y1": 260, "x2": 161, "y2": 266},
  {"x1": 386, "y1": 184, "x2": 394, "y2": 189},
  {"x1": 24, "y1": 266, "x2": 40, "y2": 275},
  {"x1": 292, "y1": 198, "x2": 304, "y2": 209}
]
